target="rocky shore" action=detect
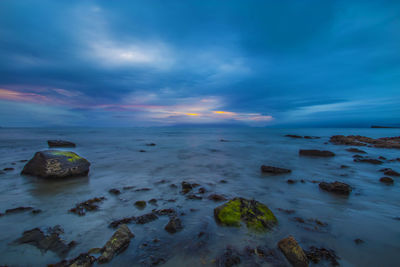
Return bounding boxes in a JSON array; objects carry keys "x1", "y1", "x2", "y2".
[{"x1": 1, "y1": 132, "x2": 400, "y2": 266}]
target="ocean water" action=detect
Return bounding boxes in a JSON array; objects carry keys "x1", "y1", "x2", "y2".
[{"x1": 0, "y1": 127, "x2": 399, "y2": 267}]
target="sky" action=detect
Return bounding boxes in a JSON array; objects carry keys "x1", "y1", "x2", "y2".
[{"x1": 0, "y1": 0, "x2": 399, "y2": 127}]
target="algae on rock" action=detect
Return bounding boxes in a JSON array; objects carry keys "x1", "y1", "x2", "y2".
[{"x1": 214, "y1": 197, "x2": 277, "y2": 231}]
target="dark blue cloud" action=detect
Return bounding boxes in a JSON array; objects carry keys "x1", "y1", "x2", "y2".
[{"x1": 0, "y1": 0, "x2": 399, "y2": 126}]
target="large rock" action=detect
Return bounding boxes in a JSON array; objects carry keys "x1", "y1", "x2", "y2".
[
  {"x1": 299, "y1": 150, "x2": 335, "y2": 157},
  {"x1": 21, "y1": 150, "x2": 90, "y2": 178},
  {"x1": 214, "y1": 197, "x2": 277, "y2": 231},
  {"x1": 319, "y1": 181, "x2": 352, "y2": 195},
  {"x1": 48, "y1": 140, "x2": 76, "y2": 148},
  {"x1": 278, "y1": 236, "x2": 308, "y2": 267},
  {"x1": 97, "y1": 224, "x2": 134, "y2": 264},
  {"x1": 261, "y1": 165, "x2": 291, "y2": 174}
]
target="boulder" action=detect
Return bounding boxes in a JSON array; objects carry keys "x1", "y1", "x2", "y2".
[
  {"x1": 278, "y1": 236, "x2": 308, "y2": 267},
  {"x1": 214, "y1": 198, "x2": 277, "y2": 231},
  {"x1": 97, "y1": 224, "x2": 134, "y2": 264},
  {"x1": 261, "y1": 165, "x2": 291, "y2": 174},
  {"x1": 21, "y1": 150, "x2": 90, "y2": 178},
  {"x1": 319, "y1": 181, "x2": 352, "y2": 195},
  {"x1": 47, "y1": 140, "x2": 76, "y2": 148},
  {"x1": 299, "y1": 150, "x2": 335, "y2": 157}
]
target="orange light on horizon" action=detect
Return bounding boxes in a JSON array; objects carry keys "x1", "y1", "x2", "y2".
[
  {"x1": 213, "y1": 110, "x2": 236, "y2": 115},
  {"x1": 185, "y1": 113, "x2": 200, "y2": 116}
]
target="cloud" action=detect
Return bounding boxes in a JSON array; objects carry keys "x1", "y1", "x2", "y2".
[{"x1": 0, "y1": 0, "x2": 399, "y2": 126}]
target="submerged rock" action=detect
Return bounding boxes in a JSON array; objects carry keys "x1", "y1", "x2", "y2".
[
  {"x1": 5, "y1": 206, "x2": 33, "y2": 214},
  {"x1": 305, "y1": 246, "x2": 340, "y2": 266},
  {"x1": 208, "y1": 194, "x2": 227, "y2": 201},
  {"x1": 354, "y1": 238, "x2": 365, "y2": 245},
  {"x1": 214, "y1": 197, "x2": 277, "y2": 231},
  {"x1": 3, "y1": 167, "x2": 14, "y2": 171},
  {"x1": 261, "y1": 165, "x2": 291, "y2": 174},
  {"x1": 380, "y1": 177, "x2": 394, "y2": 184},
  {"x1": 299, "y1": 149, "x2": 335, "y2": 157},
  {"x1": 319, "y1": 181, "x2": 352, "y2": 195},
  {"x1": 108, "y1": 188, "x2": 121, "y2": 195},
  {"x1": 97, "y1": 224, "x2": 134, "y2": 264},
  {"x1": 353, "y1": 157, "x2": 383, "y2": 164},
  {"x1": 346, "y1": 148, "x2": 367, "y2": 154},
  {"x1": 21, "y1": 150, "x2": 90, "y2": 178},
  {"x1": 47, "y1": 140, "x2": 76, "y2": 148},
  {"x1": 216, "y1": 247, "x2": 241, "y2": 267},
  {"x1": 181, "y1": 181, "x2": 198, "y2": 194},
  {"x1": 15, "y1": 226, "x2": 75, "y2": 258},
  {"x1": 69, "y1": 197, "x2": 105, "y2": 216},
  {"x1": 285, "y1": 134, "x2": 302, "y2": 138},
  {"x1": 278, "y1": 236, "x2": 308, "y2": 267},
  {"x1": 164, "y1": 216, "x2": 183, "y2": 233},
  {"x1": 49, "y1": 253, "x2": 96, "y2": 267}
]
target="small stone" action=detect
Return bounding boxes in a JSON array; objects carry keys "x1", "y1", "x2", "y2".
[
  {"x1": 354, "y1": 238, "x2": 364, "y2": 245},
  {"x1": 164, "y1": 217, "x2": 183, "y2": 233},
  {"x1": 134, "y1": 201, "x2": 146, "y2": 209},
  {"x1": 379, "y1": 177, "x2": 394, "y2": 184},
  {"x1": 109, "y1": 188, "x2": 121, "y2": 195},
  {"x1": 207, "y1": 194, "x2": 227, "y2": 201}
]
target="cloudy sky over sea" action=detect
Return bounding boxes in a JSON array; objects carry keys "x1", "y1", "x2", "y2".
[{"x1": 0, "y1": 0, "x2": 399, "y2": 127}]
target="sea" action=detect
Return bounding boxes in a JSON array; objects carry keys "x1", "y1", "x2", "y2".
[{"x1": 0, "y1": 127, "x2": 399, "y2": 266}]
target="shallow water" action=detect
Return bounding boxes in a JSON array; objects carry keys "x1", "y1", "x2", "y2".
[{"x1": 0, "y1": 127, "x2": 399, "y2": 266}]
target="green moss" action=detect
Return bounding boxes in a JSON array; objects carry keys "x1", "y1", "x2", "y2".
[
  {"x1": 214, "y1": 198, "x2": 278, "y2": 232},
  {"x1": 51, "y1": 151, "x2": 82, "y2": 162},
  {"x1": 215, "y1": 198, "x2": 242, "y2": 227}
]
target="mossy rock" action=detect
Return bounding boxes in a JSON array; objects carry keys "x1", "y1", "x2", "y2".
[
  {"x1": 21, "y1": 150, "x2": 90, "y2": 178},
  {"x1": 214, "y1": 197, "x2": 277, "y2": 231}
]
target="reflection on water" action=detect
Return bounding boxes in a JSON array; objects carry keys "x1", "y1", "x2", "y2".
[{"x1": 0, "y1": 127, "x2": 400, "y2": 266}]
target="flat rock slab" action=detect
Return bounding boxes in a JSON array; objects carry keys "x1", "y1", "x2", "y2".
[
  {"x1": 330, "y1": 135, "x2": 400, "y2": 149},
  {"x1": 98, "y1": 224, "x2": 134, "y2": 264},
  {"x1": 299, "y1": 149, "x2": 335, "y2": 157},
  {"x1": 47, "y1": 140, "x2": 76, "y2": 148},
  {"x1": 278, "y1": 236, "x2": 308, "y2": 267},
  {"x1": 22, "y1": 150, "x2": 90, "y2": 178}
]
